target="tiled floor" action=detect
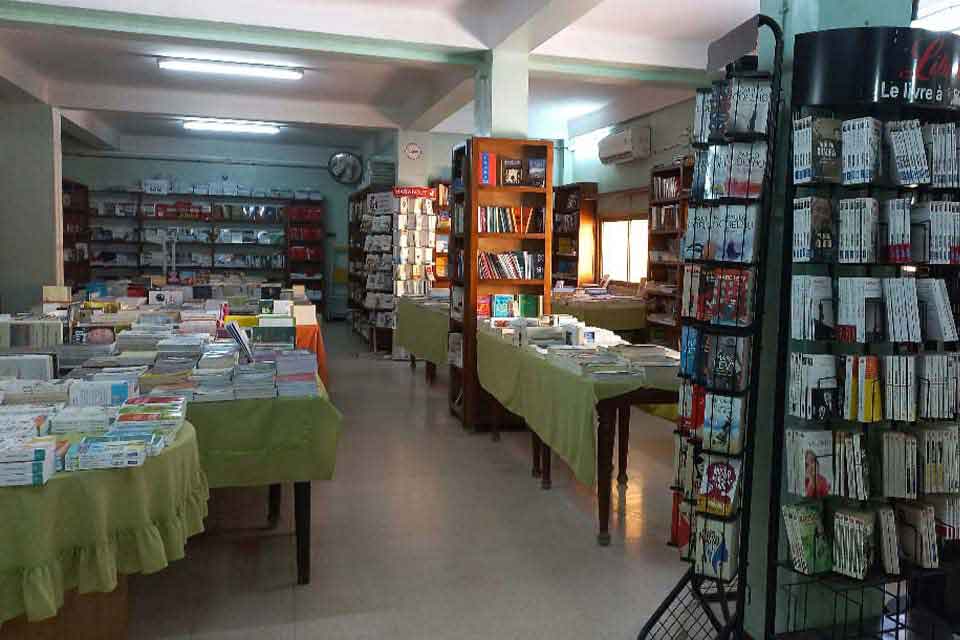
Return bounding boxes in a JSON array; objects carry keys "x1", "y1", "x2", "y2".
[{"x1": 129, "y1": 322, "x2": 686, "y2": 639}]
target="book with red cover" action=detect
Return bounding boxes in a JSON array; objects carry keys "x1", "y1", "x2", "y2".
[
  {"x1": 477, "y1": 295, "x2": 491, "y2": 318},
  {"x1": 478, "y1": 152, "x2": 498, "y2": 186}
]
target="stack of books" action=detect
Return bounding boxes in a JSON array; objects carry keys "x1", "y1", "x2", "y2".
[
  {"x1": 117, "y1": 325, "x2": 173, "y2": 352},
  {"x1": 56, "y1": 342, "x2": 118, "y2": 369},
  {"x1": 276, "y1": 350, "x2": 318, "y2": 397},
  {"x1": 883, "y1": 355, "x2": 918, "y2": 422},
  {"x1": 234, "y1": 362, "x2": 277, "y2": 399},
  {"x1": 837, "y1": 197, "x2": 879, "y2": 263},
  {"x1": 189, "y1": 367, "x2": 235, "y2": 402},
  {"x1": 882, "y1": 431, "x2": 918, "y2": 499},
  {"x1": 0, "y1": 355, "x2": 55, "y2": 380},
  {"x1": 0, "y1": 379, "x2": 72, "y2": 405},
  {"x1": 841, "y1": 117, "x2": 883, "y2": 185},
  {"x1": 832, "y1": 509, "x2": 876, "y2": 579},
  {"x1": 197, "y1": 342, "x2": 240, "y2": 370},
  {"x1": 157, "y1": 335, "x2": 208, "y2": 359},
  {"x1": 63, "y1": 438, "x2": 147, "y2": 471},
  {"x1": 681, "y1": 204, "x2": 758, "y2": 263},
  {"x1": 792, "y1": 196, "x2": 834, "y2": 262},
  {"x1": 47, "y1": 405, "x2": 115, "y2": 434},
  {"x1": 113, "y1": 396, "x2": 187, "y2": 441},
  {"x1": 885, "y1": 119, "x2": 930, "y2": 185},
  {"x1": 477, "y1": 251, "x2": 544, "y2": 280},
  {"x1": 922, "y1": 122, "x2": 959, "y2": 188},
  {"x1": 68, "y1": 379, "x2": 132, "y2": 407},
  {"x1": 0, "y1": 435, "x2": 56, "y2": 486},
  {"x1": 882, "y1": 198, "x2": 912, "y2": 263},
  {"x1": 909, "y1": 201, "x2": 960, "y2": 264}
]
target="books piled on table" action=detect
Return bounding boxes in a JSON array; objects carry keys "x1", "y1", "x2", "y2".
[
  {"x1": 189, "y1": 366, "x2": 234, "y2": 402},
  {"x1": 681, "y1": 204, "x2": 759, "y2": 263},
  {"x1": 114, "y1": 396, "x2": 187, "y2": 440},
  {"x1": 0, "y1": 404, "x2": 58, "y2": 436},
  {"x1": 276, "y1": 350, "x2": 318, "y2": 397},
  {"x1": 882, "y1": 431, "x2": 918, "y2": 499},
  {"x1": 882, "y1": 198, "x2": 912, "y2": 263},
  {"x1": 63, "y1": 437, "x2": 147, "y2": 471},
  {"x1": 83, "y1": 351, "x2": 158, "y2": 368},
  {"x1": 785, "y1": 429, "x2": 834, "y2": 498},
  {"x1": 197, "y1": 342, "x2": 240, "y2": 370},
  {"x1": 117, "y1": 326, "x2": 173, "y2": 352},
  {"x1": 792, "y1": 196, "x2": 833, "y2": 262},
  {"x1": 81, "y1": 432, "x2": 166, "y2": 458},
  {"x1": 915, "y1": 279, "x2": 958, "y2": 341},
  {"x1": 908, "y1": 425, "x2": 960, "y2": 494},
  {"x1": 790, "y1": 275, "x2": 834, "y2": 340},
  {"x1": 837, "y1": 197, "x2": 879, "y2": 263},
  {"x1": 882, "y1": 278, "x2": 922, "y2": 343},
  {"x1": 788, "y1": 353, "x2": 837, "y2": 421},
  {"x1": 885, "y1": 119, "x2": 930, "y2": 185},
  {"x1": 839, "y1": 355, "x2": 881, "y2": 423},
  {"x1": 883, "y1": 356, "x2": 918, "y2": 422},
  {"x1": 0, "y1": 355, "x2": 54, "y2": 380},
  {"x1": 157, "y1": 335, "x2": 208, "y2": 359},
  {"x1": 792, "y1": 115, "x2": 841, "y2": 184},
  {"x1": 251, "y1": 326, "x2": 296, "y2": 351},
  {"x1": 234, "y1": 362, "x2": 277, "y2": 399},
  {"x1": 782, "y1": 503, "x2": 832, "y2": 575},
  {"x1": 896, "y1": 502, "x2": 939, "y2": 569},
  {"x1": 922, "y1": 122, "x2": 959, "y2": 188},
  {"x1": 47, "y1": 405, "x2": 115, "y2": 434},
  {"x1": 832, "y1": 509, "x2": 876, "y2": 579},
  {"x1": 68, "y1": 379, "x2": 132, "y2": 407},
  {"x1": 0, "y1": 379, "x2": 72, "y2": 404},
  {"x1": 55, "y1": 342, "x2": 118, "y2": 369},
  {"x1": 841, "y1": 117, "x2": 883, "y2": 185},
  {"x1": 0, "y1": 435, "x2": 56, "y2": 486}
]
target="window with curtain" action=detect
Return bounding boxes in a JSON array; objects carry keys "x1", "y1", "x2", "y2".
[{"x1": 600, "y1": 218, "x2": 648, "y2": 283}]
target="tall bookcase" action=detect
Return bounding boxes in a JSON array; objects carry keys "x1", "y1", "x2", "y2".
[
  {"x1": 431, "y1": 180, "x2": 452, "y2": 290},
  {"x1": 448, "y1": 137, "x2": 554, "y2": 429},
  {"x1": 552, "y1": 182, "x2": 597, "y2": 287},
  {"x1": 647, "y1": 158, "x2": 693, "y2": 346},
  {"x1": 62, "y1": 179, "x2": 90, "y2": 289}
]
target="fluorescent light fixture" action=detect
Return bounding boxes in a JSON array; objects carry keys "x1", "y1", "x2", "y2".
[
  {"x1": 913, "y1": 1, "x2": 960, "y2": 31},
  {"x1": 158, "y1": 57, "x2": 303, "y2": 80},
  {"x1": 183, "y1": 119, "x2": 280, "y2": 135}
]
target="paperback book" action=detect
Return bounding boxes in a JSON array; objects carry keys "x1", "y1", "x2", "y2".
[
  {"x1": 788, "y1": 353, "x2": 838, "y2": 421},
  {"x1": 692, "y1": 516, "x2": 740, "y2": 581},
  {"x1": 793, "y1": 115, "x2": 842, "y2": 184},
  {"x1": 792, "y1": 196, "x2": 834, "y2": 262},
  {"x1": 696, "y1": 455, "x2": 743, "y2": 517},
  {"x1": 791, "y1": 275, "x2": 834, "y2": 340},
  {"x1": 783, "y1": 503, "x2": 833, "y2": 575}
]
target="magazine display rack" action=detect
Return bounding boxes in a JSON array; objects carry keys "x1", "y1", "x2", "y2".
[
  {"x1": 639, "y1": 14, "x2": 784, "y2": 640},
  {"x1": 767, "y1": 26, "x2": 960, "y2": 639}
]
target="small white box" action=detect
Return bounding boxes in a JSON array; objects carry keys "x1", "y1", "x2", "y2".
[
  {"x1": 142, "y1": 179, "x2": 170, "y2": 195},
  {"x1": 415, "y1": 248, "x2": 433, "y2": 264}
]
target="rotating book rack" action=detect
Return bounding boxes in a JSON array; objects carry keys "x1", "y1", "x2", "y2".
[
  {"x1": 638, "y1": 14, "x2": 784, "y2": 640},
  {"x1": 767, "y1": 26, "x2": 960, "y2": 640}
]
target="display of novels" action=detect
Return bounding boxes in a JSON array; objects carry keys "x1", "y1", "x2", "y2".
[
  {"x1": 841, "y1": 117, "x2": 883, "y2": 185},
  {"x1": 910, "y1": 201, "x2": 960, "y2": 264},
  {"x1": 788, "y1": 353, "x2": 837, "y2": 421},
  {"x1": 0, "y1": 435, "x2": 56, "y2": 486},
  {"x1": 881, "y1": 431, "x2": 918, "y2": 498},
  {"x1": 653, "y1": 174, "x2": 681, "y2": 201},
  {"x1": 476, "y1": 206, "x2": 544, "y2": 233},
  {"x1": 692, "y1": 143, "x2": 767, "y2": 200},
  {"x1": 680, "y1": 265, "x2": 756, "y2": 327},
  {"x1": 792, "y1": 197, "x2": 834, "y2": 262},
  {"x1": 692, "y1": 88, "x2": 713, "y2": 145},
  {"x1": 701, "y1": 393, "x2": 746, "y2": 455},
  {"x1": 917, "y1": 354, "x2": 959, "y2": 419},
  {"x1": 832, "y1": 509, "x2": 875, "y2": 579},
  {"x1": 877, "y1": 506, "x2": 901, "y2": 574},
  {"x1": 477, "y1": 251, "x2": 544, "y2": 280},
  {"x1": 915, "y1": 279, "x2": 958, "y2": 341},
  {"x1": 836, "y1": 277, "x2": 883, "y2": 343},
  {"x1": 922, "y1": 122, "x2": 959, "y2": 188},
  {"x1": 839, "y1": 355, "x2": 881, "y2": 423},
  {"x1": 790, "y1": 275, "x2": 834, "y2": 340},
  {"x1": 896, "y1": 502, "x2": 939, "y2": 569},
  {"x1": 883, "y1": 355, "x2": 918, "y2": 422},
  {"x1": 692, "y1": 77, "x2": 772, "y2": 143},
  {"x1": 782, "y1": 503, "x2": 833, "y2": 575},
  {"x1": 927, "y1": 495, "x2": 960, "y2": 541},
  {"x1": 885, "y1": 119, "x2": 930, "y2": 185},
  {"x1": 881, "y1": 277, "x2": 922, "y2": 343},
  {"x1": 908, "y1": 425, "x2": 960, "y2": 494},
  {"x1": 837, "y1": 197, "x2": 879, "y2": 263},
  {"x1": 476, "y1": 153, "x2": 546, "y2": 188},
  {"x1": 696, "y1": 455, "x2": 742, "y2": 517},
  {"x1": 681, "y1": 204, "x2": 758, "y2": 263},
  {"x1": 882, "y1": 198, "x2": 912, "y2": 263},
  {"x1": 0, "y1": 355, "x2": 55, "y2": 380},
  {"x1": 792, "y1": 115, "x2": 841, "y2": 184},
  {"x1": 650, "y1": 205, "x2": 680, "y2": 231},
  {"x1": 691, "y1": 517, "x2": 739, "y2": 581},
  {"x1": 834, "y1": 431, "x2": 870, "y2": 500},
  {"x1": 695, "y1": 333, "x2": 752, "y2": 393}
]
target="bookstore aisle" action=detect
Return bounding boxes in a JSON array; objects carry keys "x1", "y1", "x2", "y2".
[{"x1": 126, "y1": 322, "x2": 684, "y2": 640}]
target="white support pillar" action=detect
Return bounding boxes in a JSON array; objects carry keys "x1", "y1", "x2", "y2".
[
  {"x1": 474, "y1": 45, "x2": 529, "y2": 138},
  {"x1": 0, "y1": 103, "x2": 62, "y2": 312}
]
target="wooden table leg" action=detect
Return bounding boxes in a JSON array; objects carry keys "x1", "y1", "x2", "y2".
[
  {"x1": 425, "y1": 362, "x2": 436, "y2": 385},
  {"x1": 541, "y1": 442, "x2": 552, "y2": 490},
  {"x1": 597, "y1": 401, "x2": 616, "y2": 546},
  {"x1": 267, "y1": 483, "x2": 283, "y2": 528},
  {"x1": 530, "y1": 429, "x2": 542, "y2": 478},
  {"x1": 294, "y1": 481, "x2": 311, "y2": 585},
  {"x1": 491, "y1": 401, "x2": 502, "y2": 442},
  {"x1": 617, "y1": 402, "x2": 630, "y2": 487},
  {"x1": 409, "y1": 353, "x2": 417, "y2": 369}
]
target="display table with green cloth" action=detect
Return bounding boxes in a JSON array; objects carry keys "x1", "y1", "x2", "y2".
[
  {"x1": 186, "y1": 384, "x2": 343, "y2": 584},
  {"x1": 552, "y1": 297, "x2": 648, "y2": 332},
  {"x1": 476, "y1": 330, "x2": 678, "y2": 544},
  {"x1": 395, "y1": 297, "x2": 449, "y2": 384},
  {"x1": 0, "y1": 422, "x2": 208, "y2": 626}
]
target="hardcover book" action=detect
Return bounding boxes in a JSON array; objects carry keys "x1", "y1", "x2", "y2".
[{"x1": 500, "y1": 158, "x2": 523, "y2": 185}]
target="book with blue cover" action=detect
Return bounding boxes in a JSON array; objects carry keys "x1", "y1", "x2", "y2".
[
  {"x1": 702, "y1": 393, "x2": 746, "y2": 454},
  {"x1": 680, "y1": 326, "x2": 700, "y2": 377}
]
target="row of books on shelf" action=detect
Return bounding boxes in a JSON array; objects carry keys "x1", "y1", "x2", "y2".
[
  {"x1": 680, "y1": 265, "x2": 755, "y2": 327},
  {"x1": 677, "y1": 381, "x2": 746, "y2": 454},
  {"x1": 691, "y1": 142, "x2": 767, "y2": 201},
  {"x1": 650, "y1": 204, "x2": 681, "y2": 231},
  {"x1": 653, "y1": 174, "x2": 682, "y2": 201},
  {"x1": 682, "y1": 204, "x2": 758, "y2": 263},
  {"x1": 477, "y1": 251, "x2": 545, "y2": 280},
  {"x1": 791, "y1": 274, "x2": 957, "y2": 343},
  {"x1": 790, "y1": 352, "x2": 960, "y2": 422},
  {"x1": 692, "y1": 77, "x2": 772, "y2": 143},
  {"x1": 477, "y1": 152, "x2": 546, "y2": 188},
  {"x1": 449, "y1": 289, "x2": 543, "y2": 321},
  {"x1": 96, "y1": 202, "x2": 295, "y2": 223},
  {"x1": 554, "y1": 212, "x2": 578, "y2": 234},
  {"x1": 476, "y1": 206, "x2": 545, "y2": 233},
  {"x1": 794, "y1": 196, "x2": 960, "y2": 264},
  {"x1": 783, "y1": 500, "x2": 947, "y2": 579},
  {"x1": 793, "y1": 115, "x2": 960, "y2": 188}
]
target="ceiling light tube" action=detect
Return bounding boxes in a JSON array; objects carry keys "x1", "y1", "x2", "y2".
[
  {"x1": 183, "y1": 119, "x2": 280, "y2": 135},
  {"x1": 159, "y1": 58, "x2": 303, "y2": 80}
]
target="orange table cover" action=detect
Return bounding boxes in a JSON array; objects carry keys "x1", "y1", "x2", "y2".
[{"x1": 295, "y1": 324, "x2": 329, "y2": 387}]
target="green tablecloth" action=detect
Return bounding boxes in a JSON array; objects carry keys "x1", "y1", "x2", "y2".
[
  {"x1": 187, "y1": 387, "x2": 343, "y2": 489},
  {"x1": 552, "y1": 299, "x2": 648, "y2": 331},
  {"x1": 476, "y1": 330, "x2": 678, "y2": 485},
  {"x1": 395, "y1": 297, "x2": 449, "y2": 365},
  {"x1": 0, "y1": 422, "x2": 208, "y2": 624}
]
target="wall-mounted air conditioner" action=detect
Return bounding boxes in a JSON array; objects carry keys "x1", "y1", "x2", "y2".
[{"x1": 598, "y1": 125, "x2": 651, "y2": 164}]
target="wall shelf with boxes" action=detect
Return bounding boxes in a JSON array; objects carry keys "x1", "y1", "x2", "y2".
[
  {"x1": 448, "y1": 137, "x2": 553, "y2": 429},
  {"x1": 646, "y1": 158, "x2": 693, "y2": 346},
  {"x1": 551, "y1": 182, "x2": 597, "y2": 287}
]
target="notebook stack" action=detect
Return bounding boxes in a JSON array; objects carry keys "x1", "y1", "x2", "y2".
[
  {"x1": 275, "y1": 350, "x2": 319, "y2": 397},
  {"x1": 234, "y1": 362, "x2": 277, "y2": 399}
]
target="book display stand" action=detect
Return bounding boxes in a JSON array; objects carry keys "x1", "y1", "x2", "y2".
[
  {"x1": 762, "y1": 26, "x2": 960, "y2": 639},
  {"x1": 447, "y1": 137, "x2": 553, "y2": 429},
  {"x1": 62, "y1": 179, "x2": 91, "y2": 289},
  {"x1": 552, "y1": 182, "x2": 597, "y2": 288},
  {"x1": 639, "y1": 14, "x2": 783, "y2": 640}
]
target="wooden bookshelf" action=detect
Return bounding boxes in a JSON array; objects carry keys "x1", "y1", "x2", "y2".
[
  {"x1": 430, "y1": 180, "x2": 452, "y2": 290},
  {"x1": 448, "y1": 137, "x2": 554, "y2": 430},
  {"x1": 62, "y1": 179, "x2": 91, "y2": 289},
  {"x1": 552, "y1": 182, "x2": 597, "y2": 287},
  {"x1": 646, "y1": 157, "x2": 693, "y2": 347}
]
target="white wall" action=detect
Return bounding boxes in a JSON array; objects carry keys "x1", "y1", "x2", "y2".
[
  {"x1": 567, "y1": 99, "x2": 694, "y2": 195},
  {"x1": 0, "y1": 103, "x2": 62, "y2": 312},
  {"x1": 62, "y1": 134, "x2": 357, "y2": 315}
]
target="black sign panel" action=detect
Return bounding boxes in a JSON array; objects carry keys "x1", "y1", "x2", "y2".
[{"x1": 794, "y1": 27, "x2": 960, "y2": 110}]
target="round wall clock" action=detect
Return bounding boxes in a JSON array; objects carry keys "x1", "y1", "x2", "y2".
[{"x1": 404, "y1": 142, "x2": 423, "y2": 160}]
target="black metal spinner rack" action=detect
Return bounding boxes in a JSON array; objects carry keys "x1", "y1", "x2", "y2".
[{"x1": 638, "y1": 14, "x2": 784, "y2": 640}]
